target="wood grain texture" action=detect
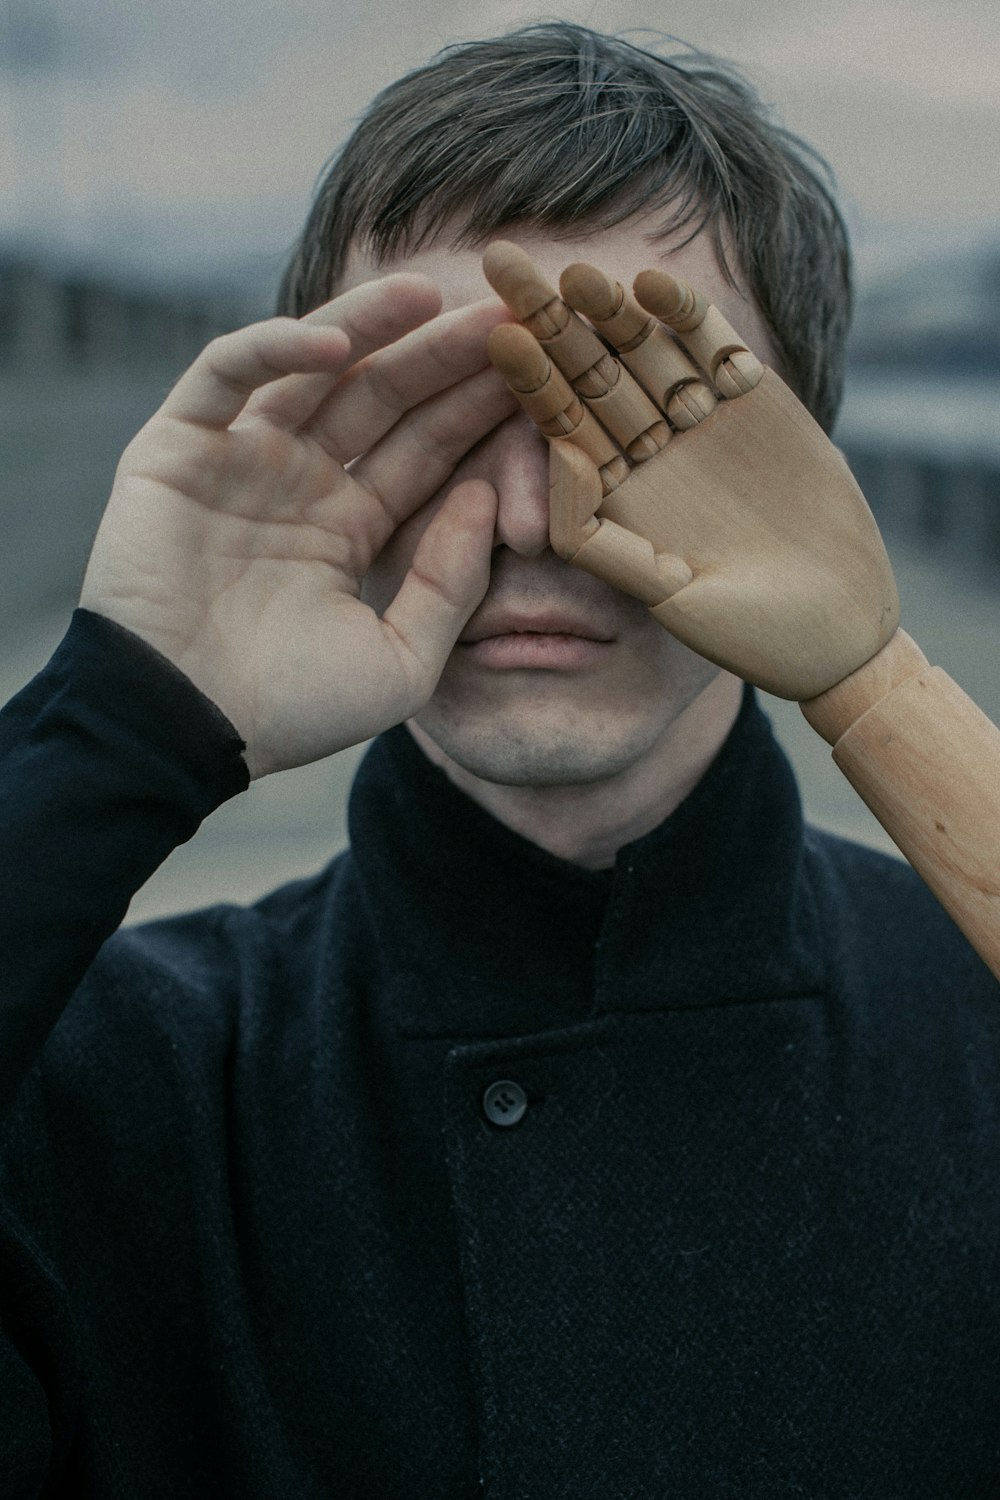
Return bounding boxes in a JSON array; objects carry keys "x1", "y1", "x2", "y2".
[
  {"x1": 800, "y1": 630, "x2": 929, "y2": 745},
  {"x1": 601, "y1": 370, "x2": 899, "y2": 698},
  {"x1": 825, "y1": 667, "x2": 1000, "y2": 978}
]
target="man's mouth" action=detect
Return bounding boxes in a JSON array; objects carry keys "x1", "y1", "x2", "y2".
[{"x1": 458, "y1": 610, "x2": 614, "y2": 669}]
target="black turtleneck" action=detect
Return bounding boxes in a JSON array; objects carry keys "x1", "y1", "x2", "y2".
[{"x1": 1, "y1": 608, "x2": 999, "y2": 1499}]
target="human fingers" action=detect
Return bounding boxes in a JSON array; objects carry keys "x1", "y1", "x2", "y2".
[
  {"x1": 380, "y1": 479, "x2": 498, "y2": 694},
  {"x1": 632, "y1": 269, "x2": 765, "y2": 398},
  {"x1": 482, "y1": 240, "x2": 670, "y2": 462},
  {"x1": 240, "y1": 273, "x2": 443, "y2": 431},
  {"x1": 558, "y1": 262, "x2": 717, "y2": 430},
  {"x1": 159, "y1": 319, "x2": 353, "y2": 429},
  {"x1": 302, "y1": 299, "x2": 511, "y2": 463},
  {"x1": 347, "y1": 366, "x2": 517, "y2": 539}
]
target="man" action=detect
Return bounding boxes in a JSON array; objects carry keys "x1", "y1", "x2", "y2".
[{"x1": 1, "y1": 22, "x2": 998, "y2": 1499}]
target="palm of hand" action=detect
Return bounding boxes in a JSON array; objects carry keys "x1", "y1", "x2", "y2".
[
  {"x1": 81, "y1": 284, "x2": 512, "y2": 776},
  {"x1": 92, "y1": 417, "x2": 402, "y2": 771},
  {"x1": 483, "y1": 244, "x2": 899, "y2": 702},
  {"x1": 115, "y1": 414, "x2": 368, "y2": 581}
]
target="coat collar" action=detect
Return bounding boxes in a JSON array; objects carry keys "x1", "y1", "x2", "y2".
[{"x1": 347, "y1": 687, "x2": 826, "y2": 1038}]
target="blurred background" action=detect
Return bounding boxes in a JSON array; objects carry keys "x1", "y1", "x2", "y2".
[{"x1": 2, "y1": 0, "x2": 999, "y2": 921}]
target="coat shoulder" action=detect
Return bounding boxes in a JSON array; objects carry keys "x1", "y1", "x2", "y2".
[{"x1": 802, "y1": 824, "x2": 999, "y2": 999}]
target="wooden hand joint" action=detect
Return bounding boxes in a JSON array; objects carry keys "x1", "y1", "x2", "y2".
[
  {"x1": 568, "y1": 518, "x2": 693, "y2": 605},
  {"x1": 800, "y1": 630, "x2": 930, "y2": 743},
  {"x1": 632, "y1": 269, "x2": 765, "y2": 399}
]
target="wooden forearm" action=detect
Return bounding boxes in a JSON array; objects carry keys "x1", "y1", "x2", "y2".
[{"x1": 801, "y1": 631, "x2": 1000, "y2": 980}]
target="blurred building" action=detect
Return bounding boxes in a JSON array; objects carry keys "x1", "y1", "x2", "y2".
[
  {"x1": 837, "y1": 243, "x2": 1000, "y2": 576},
  {"x1": 0, "y1": 250, "x2": 260, "y2": 634},
  {"x1": 0, "y1": 253, "x2": 253, "y2": 372},
  {"x1": 849, "y1": 247, "x2": 1000, "y2": 377}
]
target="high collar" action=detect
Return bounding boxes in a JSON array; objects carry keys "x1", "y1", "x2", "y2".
[{"x1": 346, "y1": 687, "x2": 826, "y2": 1038}]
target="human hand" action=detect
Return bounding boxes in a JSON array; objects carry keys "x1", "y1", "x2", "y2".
[
  {"x1": 483, "y1": 243, "x2": 898, "y2": 701},
  {"x1": 80, "y1": 276, "x2": 515, "y2": 776}
]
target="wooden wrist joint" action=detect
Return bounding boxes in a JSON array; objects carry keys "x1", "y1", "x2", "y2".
[{"x1": 800, "y1": 631, "x2": 929, "y2": 746}]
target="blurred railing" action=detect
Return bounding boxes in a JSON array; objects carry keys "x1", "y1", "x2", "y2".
[
  {"x1": 0, "y1": 252, "x2": 252, "y2": 371},
  {"x1": 0, "y1": 253, "x2": 261, "y2": 631},
  {"x1": 837, "y1": 370, "x2": 1000, "y2": 577},
  {"x1": 845, "y1": 448, "x2": 1000, "y2": 564}
]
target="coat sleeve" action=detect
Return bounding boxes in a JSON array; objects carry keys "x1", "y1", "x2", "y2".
[
  {"x1": 0, "y1": 609, "x2": 248, "y2": 1491},
  {"x1": 0, "y1": 608, "x2": 249, "y2": 1120},
  {"x1": 0, "y1": 1190, "x2": 80, "y2": 1495}
]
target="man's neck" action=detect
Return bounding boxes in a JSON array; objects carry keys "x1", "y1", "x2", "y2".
[{"x1": 407, "y1": 671, "x2": 744, "y2": 869}]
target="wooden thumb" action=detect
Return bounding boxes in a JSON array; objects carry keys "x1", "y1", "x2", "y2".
[{"x1": 548, "y1": 438, "x2": 603, "y2": 561}]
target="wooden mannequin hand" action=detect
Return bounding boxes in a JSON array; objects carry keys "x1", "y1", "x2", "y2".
[
  {"x1": 80, "y1": 277, "x2": 514, "y2": 778},
  {"x1": 483, "y1": 243, "x2": 898, "y2": 702}
]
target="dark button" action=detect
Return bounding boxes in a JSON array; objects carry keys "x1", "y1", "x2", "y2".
[{"x1": 483, "y1": 1080, "x2": 528, "y2": 1127}]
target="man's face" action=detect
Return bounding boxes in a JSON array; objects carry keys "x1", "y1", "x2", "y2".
[{"x1": 342, "y1": 217, "x2": 781, "y2": 788}]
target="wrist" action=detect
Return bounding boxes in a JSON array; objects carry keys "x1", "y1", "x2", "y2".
[{"x1": 799, "y1": 629, "x2": 929, "y2": 746}]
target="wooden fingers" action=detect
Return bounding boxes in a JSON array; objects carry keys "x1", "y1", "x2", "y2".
[
  {"x1": 559, "y1": 262, "x2": 718, "y2": 430},
  {"x1": 487, "y1": 324, "x2": 628, "y2": 496},
  {"x1": 482, "y1": 240, "x2": 611, "y2": 378},
  {"x1": 483, "y1": 242, "x2": 769, "y2": 604},
  {"x1": 633, "y1": 268, "x2": 765, "y2": 398},
  {"x1": 483, "y1": 241, "x2": 670, "y2": 468}
]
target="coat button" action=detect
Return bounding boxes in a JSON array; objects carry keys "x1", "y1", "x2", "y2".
[{"x1": 483, "y1": 1080, "x2": 528, "y2": 1127}]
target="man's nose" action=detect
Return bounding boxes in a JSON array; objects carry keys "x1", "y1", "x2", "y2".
[{"x1": 489, "y1": 410, "x2": 552, "y2": 558}]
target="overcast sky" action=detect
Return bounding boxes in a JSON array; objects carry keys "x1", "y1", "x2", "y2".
[{"x1": 1, "y1": 0, "x2": 998, "y2": 288}]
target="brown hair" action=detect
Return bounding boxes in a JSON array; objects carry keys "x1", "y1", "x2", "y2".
[{"x1": 277, "y1": 22, "x2": 851, "y2": 432}]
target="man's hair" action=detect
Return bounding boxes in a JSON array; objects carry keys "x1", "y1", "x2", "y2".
[{"x1": 277, "y1": 22, "x2": 851, "y2": 432}]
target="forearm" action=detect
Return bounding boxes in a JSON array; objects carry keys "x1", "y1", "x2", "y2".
[
  {"x1": 0, "y1": 610, "x2": 248, "y2": 1115},
  {"x1": 801, "y1": 631, "x2": 1000, "y2": 979}
]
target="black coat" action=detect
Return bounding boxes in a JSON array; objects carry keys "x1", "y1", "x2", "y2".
[{"x1": 1, "y1": 610, "x2": 999, "y2": 1498}]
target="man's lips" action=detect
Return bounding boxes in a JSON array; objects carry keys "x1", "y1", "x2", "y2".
[
  {"x1": 458, "y1": 610, "x2": 613, "y2": 645},
  {"x1": 457, "y1": 610, "x2": 614, "y2": 669}
]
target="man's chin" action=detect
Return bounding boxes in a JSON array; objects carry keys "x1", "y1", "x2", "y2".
[
  {"x1": 407, "y1": 643, "x2": 725, "y2": 790},
  {"x1": 407, "y1": 705, "x2": 675, "y2": 789}
]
